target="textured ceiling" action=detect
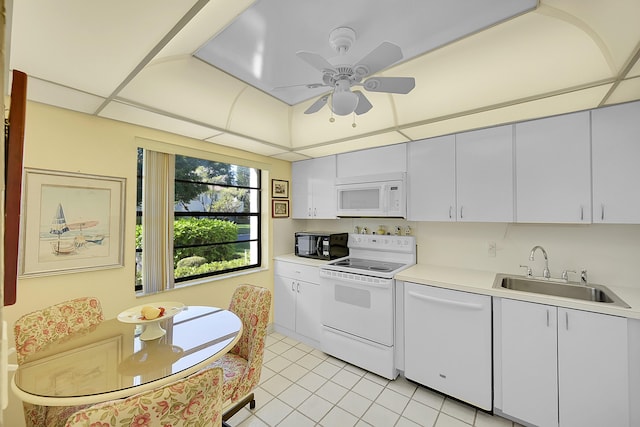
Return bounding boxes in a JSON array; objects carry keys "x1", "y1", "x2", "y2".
[{"x1": 7, "y1": 0, "x2": 640, "y2": 162}]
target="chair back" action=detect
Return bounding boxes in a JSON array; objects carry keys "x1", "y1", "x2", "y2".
[
  {"x1": 14, "y1": 297, "x2": 104, "y2": 364},
  {"x1": 228, "y1": 284, "x2": 271, "y2": 361},
  {"x1": 225, "y1": 284, "x2": 271, "y2": 403},
  {"x1": 65, "y1": 366, "x2": 224, "y2": 426}
]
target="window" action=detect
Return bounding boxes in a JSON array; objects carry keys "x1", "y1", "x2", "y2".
[{"x1": 136, "y1": 148, "x2": 261, "y2": 293}]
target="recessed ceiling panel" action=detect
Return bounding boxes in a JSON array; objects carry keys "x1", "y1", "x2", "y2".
[
  {"x1": 194, "y1": 0, "x2": 537, "y2": 105},
  {"x1": 206, "y1": 133, "x2": 289, "y2": 156},
  {"x1": 100, "y1": 101, "x2": 223, "y2": 140},
  {"x1": 10, "y1": 0, "x2": 200, "y2": 97},
  {"x1": 605, "y1": 77, "x2": 640, "y2": 106},
  {"x1": 401, "y1": 84, "x2": 613, "y2": 140},
  {"x1": 26, "y1": 78, "x2": 106, "y2": 114}
]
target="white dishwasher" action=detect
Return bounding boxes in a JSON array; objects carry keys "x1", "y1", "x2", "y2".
[{"x1": 404, "y1": 282, "x2": 492, "y2": 410}]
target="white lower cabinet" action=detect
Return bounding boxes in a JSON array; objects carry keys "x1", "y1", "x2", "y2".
[
  {"x1": 274, "y1": 260, "x2": 322, "y2": 347},
  {"x1": 404, "y1": 283, "x2": 492, "y2": 410},
  {"x1": 494, "y1": 298, "x2": 629, "y2": 427}
]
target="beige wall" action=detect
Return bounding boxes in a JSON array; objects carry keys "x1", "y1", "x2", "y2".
[
  {"x1": 298, "y1": 218, "x2": 640, "y2": 290},
  {"x1": 4, "y1": 101, "x2": 291, "y2": 426}
]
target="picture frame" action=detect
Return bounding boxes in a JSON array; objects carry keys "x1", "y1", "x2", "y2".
[
  {"x1": 20, "y1": 168, "x2": 126, "y2": 277},
  {"x1": 271, "y1": 179, "x2": 289, "y2": 198},
  {"x1": 272, "y1": 199, "x2": 289, "y2": 218}
]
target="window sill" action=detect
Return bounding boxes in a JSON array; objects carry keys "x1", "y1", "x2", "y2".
[{"x1": 136, "y1": 266, "x2": 269, "y2": 296}]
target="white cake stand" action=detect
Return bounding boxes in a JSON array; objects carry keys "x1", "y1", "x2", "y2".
[{"x1": 117, "y1": 302, "x2": 185, "y2": 341}]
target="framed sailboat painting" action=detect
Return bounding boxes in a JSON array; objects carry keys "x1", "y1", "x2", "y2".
[{"x1": 20, "y1": 169, "x2": 125, "y2": 276}]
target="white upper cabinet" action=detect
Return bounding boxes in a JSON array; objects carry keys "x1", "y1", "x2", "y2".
[
  {"x1": 515, "y1": 111, "x2": 591, "y2": 223},
  {"x1": 456, "y1": 125, "x2": 514, "y2": 222},
  {"x1": 291, "y1": 155, "x2": 336, "y2": 219},
  {"x1": 337, "y1": 144, "x2": 406, "y2": 177},
  {"x1": 408, "y1": 126, "x2": 513, "y2": 222},
  {"x1": 407, "y1": 135, "x2": 456, "y2": 221},
  {"x1": 591, "y1": 101, "x2": 640, "y2": 224}
]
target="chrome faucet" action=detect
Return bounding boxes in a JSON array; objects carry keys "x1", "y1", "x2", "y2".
[
  {"x1": 580, "y1": 269, "x2": 588, "y2": 285},
  {"x1": 529, "y1": 245, "x2": 550, "y2": 279}
]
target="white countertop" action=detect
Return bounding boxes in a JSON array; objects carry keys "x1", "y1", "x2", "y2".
[
  {"x1": 396, "y1": 264, "x2": 640, "y2": 320},
  {"x1": 274, "y1": 254, "x2": 330, "y2": 267},
  {"x1": 273, "y1": 255, "x2": 640, "y2": 319}
]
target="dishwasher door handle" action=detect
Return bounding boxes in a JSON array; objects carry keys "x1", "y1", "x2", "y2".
[{"x1": 408, "y1": 291, "x2": 485, "y2": 310}]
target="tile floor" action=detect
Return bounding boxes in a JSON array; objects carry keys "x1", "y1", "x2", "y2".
[{"x1": 226, "y1": 332, "x2": 524, "y2": 427}]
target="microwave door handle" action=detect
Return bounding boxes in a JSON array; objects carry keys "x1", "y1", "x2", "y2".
[
  {"x1": 316, "y1": 237, "x2": 323, "y2": 256},
  {"x1": 382, "y1": 184, "x2": 388, "y2": 214}
]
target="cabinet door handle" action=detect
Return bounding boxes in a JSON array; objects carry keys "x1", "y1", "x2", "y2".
[
  {"x1": 291, "y1": 281, "x2": 295, "y2": 292},
  {"x1": 601, "y1": 203, "x2": 605, "y2": 221},
  {"x1": 565, "y1": 311, "x2": 569, "y2": 330},
  {"x1": 449, "y1": 206, "x2": 452, "y2": 219},
  {"x1": 314, "y1": 208, "x2": 317, "y2": 217},
  {"x1": 308, "y1": 208, "x2": 311, "y2": 217},
  {"x1": 546, "y1": 309, "x2": 550, "y2": 327},
  {"x1": 297, "y1": 282, "x2": 300, "y2": 293},
  {"x1": 460, "y1": 206, "x2": 464, "y2": 219},
  {"x1": 580, "y1": 205, "x2": 584, "y2": 221}
]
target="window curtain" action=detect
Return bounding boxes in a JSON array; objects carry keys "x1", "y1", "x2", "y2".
[{"x1": 142, "y1": 150, "x2": 175, "y2": 293}]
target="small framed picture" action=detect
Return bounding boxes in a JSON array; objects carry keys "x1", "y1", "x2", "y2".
[
  {"x1": 271, "y1": 179, "x2": 289, "y2": 198},
  {"x1": 272, "y1": 199, "x2": 289, "y2": 218}
]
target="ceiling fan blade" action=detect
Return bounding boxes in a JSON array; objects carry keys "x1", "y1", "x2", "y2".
[
  {"x1": 353, "y1": 42, "x2": 403, "y2": 78},
  {"x1": 304, "y1": 94, "x2": 330, "y2": 114},
  {"x1": 363, "y1": 77, "x2": 415, "y2": 94},
  {"x1": 272, "y1": 82, "x2": 328, "y2": 91},
  {"x1": 296, "y1": 51, "x2": 336, "y2": 74},
  {"x1": 354, "y1": 91, "x2": 373, "y2": 115}
]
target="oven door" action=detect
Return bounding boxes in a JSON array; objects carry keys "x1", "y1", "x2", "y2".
[{"x1": 319, "y1": 268, "x2": 394, "y2": 346}]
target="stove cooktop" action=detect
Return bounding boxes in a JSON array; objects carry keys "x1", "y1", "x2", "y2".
[{"x1": 325, "y1": 257, "x2": 408, "y2": 274}]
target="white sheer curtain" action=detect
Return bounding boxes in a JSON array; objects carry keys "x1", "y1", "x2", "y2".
[{"x1": 142, "y1": 149, "x2": 175, "y2": 294}]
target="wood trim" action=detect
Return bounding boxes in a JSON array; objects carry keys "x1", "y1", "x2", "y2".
[{"x1": 4, "y1": 70, "x2": 27, "y2": 306}]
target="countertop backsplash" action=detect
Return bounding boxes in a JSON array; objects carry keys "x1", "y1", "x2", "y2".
[{"x1": 289, "y1": 219, "x2": 640, "y2": 291}]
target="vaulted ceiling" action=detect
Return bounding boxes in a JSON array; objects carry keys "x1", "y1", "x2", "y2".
[{"x1": 7, "y1": 0, "x2": 640, "y2": 162}]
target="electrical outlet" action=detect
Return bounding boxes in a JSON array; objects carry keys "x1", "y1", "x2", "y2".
[{"x1": 488, "y1": 241, "x2": 496, "y2": 257}]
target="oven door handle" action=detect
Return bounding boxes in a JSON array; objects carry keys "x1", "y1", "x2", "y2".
[
  {"x1": 407, "y1": 291, "x2": 484, "y2": 310},
  {"x1": 320, "y1": 270, "x2": 393, "y2": 288}
]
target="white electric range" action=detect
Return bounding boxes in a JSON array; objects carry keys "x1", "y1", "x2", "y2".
[{"x1": 319, "y1": 234, "x2": 416, "y2": 379}]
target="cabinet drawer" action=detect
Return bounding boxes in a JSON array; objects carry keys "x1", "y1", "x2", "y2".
[{"x1": 274, "y1": 261, "x2": 320, "y2": 282}]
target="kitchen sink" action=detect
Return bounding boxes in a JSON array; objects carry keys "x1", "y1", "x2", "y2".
[{"x1": 493, "y1": 274, "x2": 631, "y2": 308}]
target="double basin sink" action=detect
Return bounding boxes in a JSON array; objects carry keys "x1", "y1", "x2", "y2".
[{"x1": 493, "y1": 274, "x2": 630, "y2": 308}]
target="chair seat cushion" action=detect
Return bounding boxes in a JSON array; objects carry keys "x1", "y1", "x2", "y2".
[
  {"x1": 209, "y1": 353, "x2": 247, "y2": 402},
  {"x1": 45, "y1": 404, "x2": 91, "y2": 427}
]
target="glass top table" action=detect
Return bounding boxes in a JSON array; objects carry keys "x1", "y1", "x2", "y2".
[{"x1": 12, "y1": 306, "x2": 242, "y2": 406}]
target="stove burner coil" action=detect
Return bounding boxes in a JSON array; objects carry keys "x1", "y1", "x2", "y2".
[{"x1": 368, "y1": 266, "x2": 392, "y2": 272}]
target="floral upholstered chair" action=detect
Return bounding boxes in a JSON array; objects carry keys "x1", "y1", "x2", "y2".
[
  {"x1": 64, "y1": 366, "x2": 224, "y2": 427},
  {"x1": 14, "y1": 297, "x2": 104, "y2": 427},
  {"x1": 209, "y1": 284, "x2": 271, "y2": 422}
]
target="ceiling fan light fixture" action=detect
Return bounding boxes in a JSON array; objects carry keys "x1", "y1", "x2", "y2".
[{"x1": 331, "y1": 90, "x2": 359, "y2": 116}]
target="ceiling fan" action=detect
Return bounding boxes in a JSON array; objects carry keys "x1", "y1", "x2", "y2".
[{"x1": 290, "y1": 27, "x2": 416, "y2": 116}]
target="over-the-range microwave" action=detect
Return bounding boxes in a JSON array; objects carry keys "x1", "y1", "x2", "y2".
[{"x1": 335, "y1": 172, "x2": 406, "y2": 218}]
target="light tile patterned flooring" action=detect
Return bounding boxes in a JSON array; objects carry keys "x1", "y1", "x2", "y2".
[{"x1": 227, "y1": 332, "x2": 524, "y2": 427}]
